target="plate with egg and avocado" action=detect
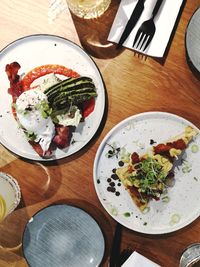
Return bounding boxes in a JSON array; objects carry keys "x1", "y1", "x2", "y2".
[
  {"x1": 93, "y1": 112, "x2": 200, "y2": 234},
  {"x1": 0, "y1": 34, "x2": 105, "y2": 160}
]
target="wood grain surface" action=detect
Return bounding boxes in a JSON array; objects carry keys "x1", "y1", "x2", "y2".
[{"x1": 0, "y1": 0, "x2": 200, "y2": 266}]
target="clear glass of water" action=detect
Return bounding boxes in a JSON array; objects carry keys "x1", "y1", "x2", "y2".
[
  {"x1": 179, "y1": 243, "x2": 200, "y2": 267},
  {"x1": 66, "y1": 0, "x2": 111, "y2": 19}
]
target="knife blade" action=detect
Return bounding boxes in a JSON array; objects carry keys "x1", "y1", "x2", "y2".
[
  {"x1": 117, "y1": 0, "x2": 146, "y2": 49},
  {"x1": 109, "y1": 223, "x2": 122, "y2": 267}
]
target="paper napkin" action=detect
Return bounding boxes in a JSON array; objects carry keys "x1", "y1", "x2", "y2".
[
  {"x1": 121, "y1": 251, "x2": 161, "y2": 267},
  {"x1": 108, "y1": 0, "x2": 184, "y2": 57}
]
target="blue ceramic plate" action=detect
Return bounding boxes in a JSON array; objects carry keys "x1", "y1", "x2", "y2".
[
  {"x1": 22, "y1": 204, "x2": 105, "y2": 267},
  {"x1": 185, "y1": 7, "x2": 200, "y2": 73}
]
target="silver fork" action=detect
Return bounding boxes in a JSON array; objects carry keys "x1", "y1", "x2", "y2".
[{"x1": 133, "y1": 0, "x2": 164, "y2": 51}]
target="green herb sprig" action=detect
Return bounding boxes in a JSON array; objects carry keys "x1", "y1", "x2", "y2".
[
  {"x1": 106, "y1": 143, "x2": 121, "y2": 159},
  {"x1": 128, "y1": 157, "x2": 167, "y2": 197}
]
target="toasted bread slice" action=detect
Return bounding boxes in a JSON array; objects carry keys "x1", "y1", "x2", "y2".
[{"x1": 116, "y1": 126, "x2": 198, "y2": 211}]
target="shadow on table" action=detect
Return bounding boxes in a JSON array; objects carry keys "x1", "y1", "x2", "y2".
[
  {"x1": 121, "y1": 215, "x2": 200, "y2": 267},
  {"x1": 0, "y1": 205, "x2": 28, "y2": 257},
  {"x1": 0, "y1": 158, "x2": 62, "y2": 206},
  {"x1": 0, "y1": 249, "x2": 26, "y2": 267},
  {"x1": 69, "y1": 0, "x2": 122, "y2": 59},
  {"x1": 0, "y1": 158, "x2": 62, "y2": 260},
  {"x1": 186, "y1": 51, "x2": 200, "y2": 81}
]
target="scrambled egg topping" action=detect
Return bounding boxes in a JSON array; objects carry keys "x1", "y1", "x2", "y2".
[
  {"x1": 168, "y1": 126, "x2": 198, "y2": 158},
  {"x1": 183, "y1": 126, "x2": 198, "y2": 144},
  {"x1": 116, "y1": 126, "x2": 198, "y2": 197},
  {"x1": 116, "y1": 126, "x2": 199, "y2": 211},
  {"x1": 152, "y1": 154, "x2": 172, "y2": 173}
]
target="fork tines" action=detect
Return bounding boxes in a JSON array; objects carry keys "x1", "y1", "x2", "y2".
[{"x1": 133, "y1": 30, "x2": 154, "y2": 51}]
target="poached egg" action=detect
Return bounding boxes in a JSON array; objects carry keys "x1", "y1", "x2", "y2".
[{"x1": 16, "y1": 89, "x2": 55, "y2": 153}]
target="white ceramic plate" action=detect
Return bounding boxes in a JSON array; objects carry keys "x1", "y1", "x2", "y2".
[
  {"x1": 0, "y1": 34, "x2": 105, "y2": 161},
  {"x1": 22, "y1": 204, "x2": 105, "y2": 267},
  {"x1": 93, "y1": 112, "x2": 200, "y2": 234},
  {"x1": 185, "y1": 7, "x2": 200, "y2": 73}
]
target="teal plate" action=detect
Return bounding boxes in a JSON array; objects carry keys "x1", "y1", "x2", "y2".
[
  {"x1": 185, "y1": 7, "x2": 200, "y2": 74},
  {"x1": 22, "y1": 204, "x2": 105, "y2": 267}
]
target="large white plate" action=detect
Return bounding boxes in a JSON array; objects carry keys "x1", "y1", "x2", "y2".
[
  {"x1": 22, "y1": 204, "x2": 105, "y2": 267},
  {"x1": 93, "y1": 112, "x2": 200, "y2": 234},
  {"x1": 0, "y1": 34, "x2": 105, "y2": 161}
]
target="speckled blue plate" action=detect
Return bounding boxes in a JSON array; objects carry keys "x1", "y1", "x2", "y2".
[
  {"x1": 22, "y1": 204, "x2": 105, "y2": 267},
  {"x1": 185, "y1": 7, "x2": 200, "y2": 73}
]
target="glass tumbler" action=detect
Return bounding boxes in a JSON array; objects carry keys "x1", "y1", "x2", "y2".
[
  {"x1": 180, "y1": 243, "x2": 200, "y2": 267},
  {"x1": 66, "y1": 0, "x2": 111, "y2": 19},
  {"x1": 0, "y1": 172, "x2": 21, "y2": 222}
]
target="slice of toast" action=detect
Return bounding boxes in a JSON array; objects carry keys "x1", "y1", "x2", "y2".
[{"x1": 116, "y1": 126, "x2": 198, "y2": 211}]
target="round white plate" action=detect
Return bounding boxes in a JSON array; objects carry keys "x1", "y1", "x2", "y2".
[
  {"x1": 0, "y1": 34, "x2": 105, "y2": 161},
  {"x1": 185, "y1": 7, "x2": 200, "y2": 73},
  {"x1": 22, "y1": 204, "x2": 105, "y2": 267},
  {"x1": 93, "y1": 112, "x2": 200, "y2": 234}
]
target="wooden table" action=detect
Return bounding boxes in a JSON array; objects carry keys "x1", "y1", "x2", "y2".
[{"x1": 0, "y1": 1, "x2": 200, "y2": 266}]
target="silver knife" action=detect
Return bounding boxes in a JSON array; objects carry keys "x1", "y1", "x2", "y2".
[{"x1": 117, "y1": 0, "x2": 146, "y2": 49}]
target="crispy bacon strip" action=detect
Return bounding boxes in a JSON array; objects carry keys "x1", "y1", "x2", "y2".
[
  {"x1": 5, "y1": 62, "x2": 24, "y2": 100},
  {"x1": 53, "y1": 125, "x2": 71, "y2": 148},
  {"x1": 29, "y1": 142, "x2": 52, "y2": 157}
]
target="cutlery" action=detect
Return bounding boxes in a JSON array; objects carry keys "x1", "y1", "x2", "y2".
[
  {"x1": 117, "y1": 248, "x2": 133, "y2": 267},
  {"x1": 133, "y1": 0, "x2": 164, "y2": 51},
  {"x1": 117, "y1": 0, "x2": 146, "y2": 49},
  {"x1": 109, "y1": 222, "x2": 122, "y2": 267}
]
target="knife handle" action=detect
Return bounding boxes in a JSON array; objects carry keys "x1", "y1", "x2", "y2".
[
  {"x1": 152, "y1": 0, "x2": 164, "y2": 19},
  {"x1": 128, "y1": 0, "x2": 145, "y2": 21},
  {"x1": 109, "y1": 223, "x2": 122, "y2": 267}
]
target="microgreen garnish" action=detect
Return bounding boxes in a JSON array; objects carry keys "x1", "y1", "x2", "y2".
[
  {"x1": 106, "y1": 143, "x2": 121, "y2": 159},
  {"x1": 25, "y1": 131, "x2": 37, "y2": 141},
  {"x1": 129, "y1": 157, "x2": 166, "y2": 195},
  {"x1": 35, "y1": 100, "x2": 52, "y2": 119},
  {"x1": 128, "y1": 157, "x2": 167, "y2": 197}
]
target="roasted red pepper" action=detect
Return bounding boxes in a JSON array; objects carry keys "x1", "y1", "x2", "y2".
[{"x1": 22, "y1": 64, "x2": 80, "y2": 90}]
